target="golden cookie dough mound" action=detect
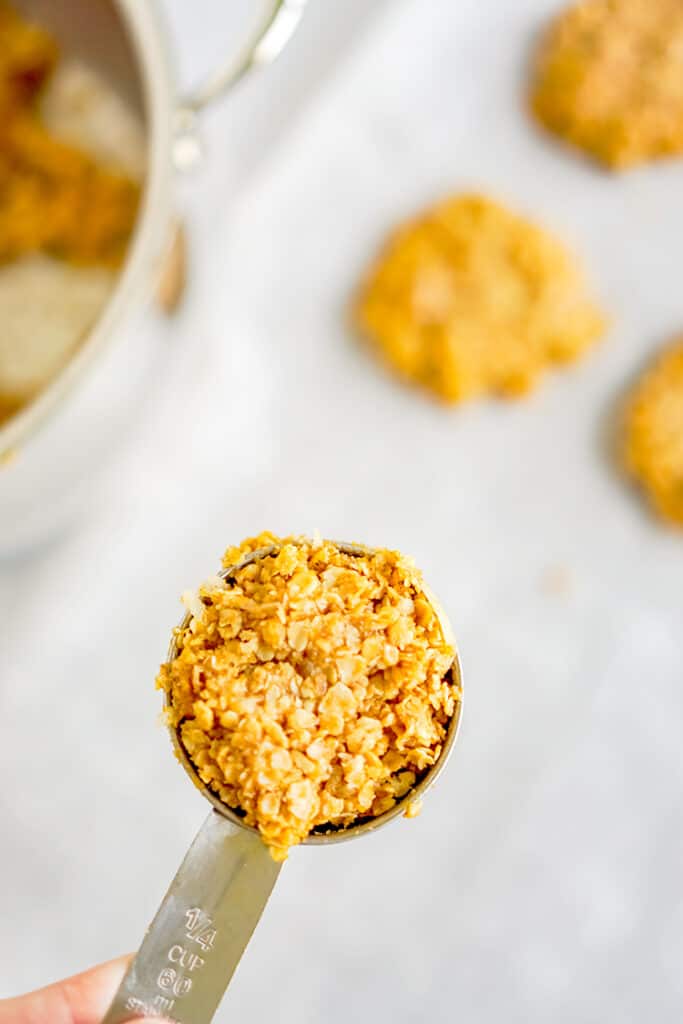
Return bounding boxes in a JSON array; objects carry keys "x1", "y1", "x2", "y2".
[
  {"x1": 623, "y1": 339, "x2": 683, "y2": 526},
  {"x1": 355, "y1": 194, "x2": 605, "y2": 403},
  {"x1": 159, "y1": 533, "x2": 458, "y2": 860},
  {"x1": 531, "y1": 0, "x2": 683, "y2": 170}
]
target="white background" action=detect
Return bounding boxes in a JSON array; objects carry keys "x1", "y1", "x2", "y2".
[{"x1": 1, "y1": 1, "x2": 683, "y2": 1021}]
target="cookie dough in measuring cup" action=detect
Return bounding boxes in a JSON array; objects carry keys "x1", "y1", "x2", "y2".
[{"x1": 104, "y1": 534, "x2": 463, "y2": 1024}]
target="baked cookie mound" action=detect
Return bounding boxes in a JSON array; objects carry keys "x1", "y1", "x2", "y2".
[
  {"x1": 355, "y1": 194, "x2": 605, "y2": 403},
  {"x1": 530, "y1": 0, "x2": 683, "y2": 170},
  {"x1": 623, "y1": 339, "x2": 683, "y2": 526}
]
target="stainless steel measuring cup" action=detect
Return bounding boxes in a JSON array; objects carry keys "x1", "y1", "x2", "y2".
[{"x1": 103, "y1": 541, "x2": 463, "y2": 1024}]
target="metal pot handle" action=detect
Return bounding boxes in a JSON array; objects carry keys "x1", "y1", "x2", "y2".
[{"x1": 173, "y1": 0, "x2": 308, "y2": 169}]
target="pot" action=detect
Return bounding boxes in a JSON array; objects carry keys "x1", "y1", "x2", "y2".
[{"x1": 0, "y1": 0, "x2": 306, "y2": 554}]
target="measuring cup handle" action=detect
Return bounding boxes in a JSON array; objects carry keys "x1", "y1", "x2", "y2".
[
  {"x1": 102, "y1": 811, "x2": 281, "y2": 1024},
  {"x1": 173, "y1": 0, "x2": 308, "y2": 169}
]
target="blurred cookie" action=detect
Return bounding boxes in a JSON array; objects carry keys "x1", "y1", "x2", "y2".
[
  {"x1": 354, "y1": 194, "x2": 605, "y2": 403},
  {"x1": 623, "y1": 339, "x2": 683, "y2": 526},
  {"x1": 531, "y1": 0, "x2": 683, "y2": 170}
]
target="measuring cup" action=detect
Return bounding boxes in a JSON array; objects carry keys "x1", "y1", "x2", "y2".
[{"x1": 103, "y1": 541, "x2": 463, "y2": 1024}]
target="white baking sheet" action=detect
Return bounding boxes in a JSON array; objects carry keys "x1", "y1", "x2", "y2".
[{"x1": 1, "y1": 0, "x2": 682, "y2": 1020}]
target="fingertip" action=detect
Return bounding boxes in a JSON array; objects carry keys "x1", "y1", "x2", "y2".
[{"x1": 0, "y1": 955, "x2": 133, "y2": 1024}]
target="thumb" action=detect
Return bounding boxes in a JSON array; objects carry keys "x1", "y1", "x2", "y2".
[{"x1": 0, "y1": 955, "x2": 165, "y2": 1024}]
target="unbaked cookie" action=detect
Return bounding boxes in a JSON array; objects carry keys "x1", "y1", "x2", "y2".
[
  {"x1": 530, "y1": 0, "x2": 683, "y2": 170},
  {"x1": 159, "y1": 533, "x2": 458, "y2": 860},
  {"x1": 354, "y1": 194, "x2": 606, "y2": 403},
  {"x1": 623, "y1": 339, "x2": 683, "y2": 526}
]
